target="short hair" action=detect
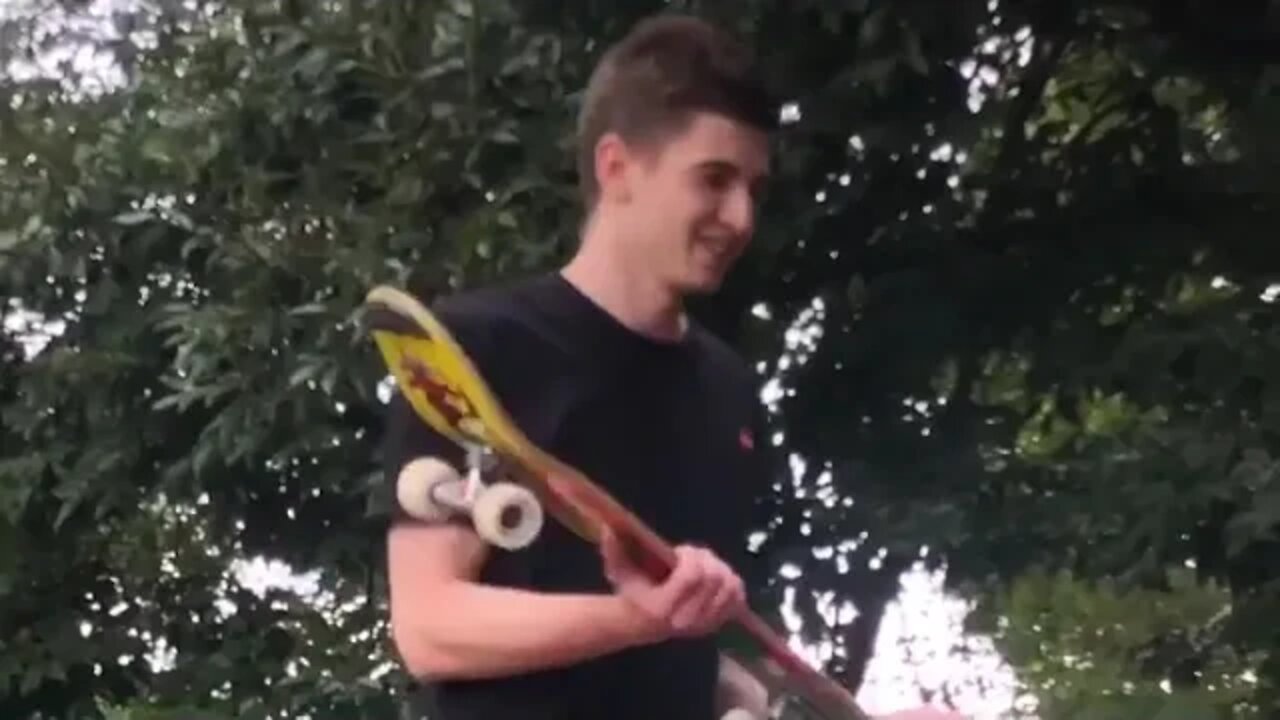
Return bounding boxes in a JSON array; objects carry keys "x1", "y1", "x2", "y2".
[{"x1": 575, "y1": 14, "x2": 778, "y2": 207}]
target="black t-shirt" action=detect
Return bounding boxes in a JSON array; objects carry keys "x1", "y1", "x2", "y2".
[{"x1": 380, "y1": 273, "x2": 770, "y2": 720}]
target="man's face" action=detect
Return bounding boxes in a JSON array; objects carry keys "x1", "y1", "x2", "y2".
[{"x1": 599, "y1": 111, "x2": 771, "y2": 294}]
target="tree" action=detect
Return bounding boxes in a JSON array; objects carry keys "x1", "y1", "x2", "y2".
[
  {"x1": 754, "y1": 0, "x2": 1280, "y2": 713},
  {"x1": 973, "y1": 568, "x2": 1257, "y2": 720}
]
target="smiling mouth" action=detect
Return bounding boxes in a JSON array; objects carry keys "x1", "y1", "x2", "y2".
[
  {"x1": 695, "y1": 242, "x2": 726, "y2": 265},
  {"x1": 691, "y1": 244, "x2": 736, "y2": 278},
  {"x1": 697, "y1": 235, "x2": 736, "y2": 258}
]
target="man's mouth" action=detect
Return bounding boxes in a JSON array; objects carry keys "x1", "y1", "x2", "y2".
[{"x1": 696, "y1": 236, "x2": 736, "y2": 263}]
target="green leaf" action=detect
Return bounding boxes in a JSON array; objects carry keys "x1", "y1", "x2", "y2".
[
  {"x1": 1152, "y1": 692, "x2": 1223, "y2": 720},
  {"x1": 901, "y1": 29, "x2": 928, "y2": 75},
  {"x1": 20, "y1": 663, "x2": 43, "y2": 694},
  {"x1": 112, "y1": 210, "x2": 154, "y2": 226},
  {"x1": 288, "y1": 303, "x2": 328, "y2": 317}
]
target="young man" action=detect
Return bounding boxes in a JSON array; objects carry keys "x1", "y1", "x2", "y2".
[
  {"x1": 382, "y1": 12, "x2": 774, "y2": 718},
  {"x1": 382, "y1": 13, "x2": 958, "y2": 720}
]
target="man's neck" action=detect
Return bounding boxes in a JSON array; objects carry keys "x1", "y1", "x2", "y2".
[{"x1": 560, "y1": 215, "x2": 688, "y2": 343}]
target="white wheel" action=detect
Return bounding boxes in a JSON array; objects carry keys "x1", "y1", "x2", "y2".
[
  {"x1": 396, "y1": 457, "x2": 464, "y2": 521},
  {"x1": 471, "y1": 482, "x2": 543, "y2": 550},
  {"x1": 721, "y1": 709, "x2": 762, "y2": 720}
]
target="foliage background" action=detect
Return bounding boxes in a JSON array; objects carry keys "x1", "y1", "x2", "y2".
[{"x1": 3, "y1": 0, "x2": 1280, "y2": 718}]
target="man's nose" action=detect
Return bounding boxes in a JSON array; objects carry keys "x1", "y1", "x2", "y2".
[{"x1": 721, "y1": 185, "x2": 755, "y2": 237}]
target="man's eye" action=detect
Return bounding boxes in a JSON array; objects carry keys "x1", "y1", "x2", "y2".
[{"x1": 703, "y1": 169, "x2": 733, "y2": 190}]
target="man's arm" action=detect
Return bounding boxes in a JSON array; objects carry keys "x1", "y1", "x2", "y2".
[
  {"x1": 386, "y1": 463, "x2": 749, "y2": 682},
  {"x1": 386, "y1": 518, "x2": 659, "y2": 680},
  {"x1": 381, "y1": 372, "x2": 666, "y2": 679}
]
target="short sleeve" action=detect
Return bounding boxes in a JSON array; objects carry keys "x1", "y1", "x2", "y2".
[
  {"x1": 379, "y1": 389, "x2": 469, "y2": 526},
  {"x1": 375, "y1": 302, "x2": 492, "y2": 527}
]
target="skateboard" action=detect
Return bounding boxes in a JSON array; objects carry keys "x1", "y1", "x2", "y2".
[{"x1": 363, "y1": 284, "x2": 869, "y2": 720}]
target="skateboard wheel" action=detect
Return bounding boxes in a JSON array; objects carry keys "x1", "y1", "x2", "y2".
[
  {"x1": 397, "y1": 457, "x2": 464, "y2": 521},
  {"x1": 720, "y1": 709, "x2": 762, "y2": 720},
  {"x1": 472, "y1": 482, "x2": 543, "y2": 550}
]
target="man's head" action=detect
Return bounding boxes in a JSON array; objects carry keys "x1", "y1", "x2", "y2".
[{"x1": 576, "y1": 14, "x2": 777, "y2": 295}]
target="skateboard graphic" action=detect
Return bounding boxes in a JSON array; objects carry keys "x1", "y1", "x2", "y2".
[{"x1": 363, "y1": 285, "x2": 870, "y2": 720}]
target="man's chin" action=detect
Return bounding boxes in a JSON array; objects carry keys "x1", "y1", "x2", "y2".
[{"x1": 676, "y1": 272, "x2": 725, "y2": 295}]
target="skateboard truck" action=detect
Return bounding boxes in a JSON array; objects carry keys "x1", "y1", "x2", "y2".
[{"x1": 396, "y1": 445, "x2": 544, "y2": 550}]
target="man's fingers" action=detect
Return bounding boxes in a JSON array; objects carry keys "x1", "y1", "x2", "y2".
[
  {"x1": 670, "y1": 548, "x2": 737, "y2": 633},
  {"x1": 601, "y1": 529, "x2": 645, "y2": 591},
  {"x1": 698, "y1": 556, "x2": 745, "y2": 632},
  {"x1": 606, "y1": 537, "x2": 704, "y2": 615},
  {"x1": 705, "y1": 565, "x2": 745, "y2": 623},
  {"x1": 660, "y1": 548, "x2": 711, "y2": 627},
  {"x1": 604, "y1": 540, "x2": 746, "y2": 638},
  {"x1": 658, "y1": 546, "x2": 711, "y2": 620}
]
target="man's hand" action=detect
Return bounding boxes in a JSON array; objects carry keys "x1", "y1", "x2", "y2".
[
  {"x1": 715, "y1": 655, "x2": 770, "y2": 718},
  {"x1": 600, "y1": 530, "x2": 746, "y2": 640}
]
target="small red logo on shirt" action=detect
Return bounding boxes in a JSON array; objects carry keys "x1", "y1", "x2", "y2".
[{"x1": 739, "y1": 428, "x2": 754, "y2": 450}]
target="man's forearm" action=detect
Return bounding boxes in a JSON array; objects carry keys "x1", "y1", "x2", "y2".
[{"x1": 393, "y1": 580, "x2": 654, "y2": 681}]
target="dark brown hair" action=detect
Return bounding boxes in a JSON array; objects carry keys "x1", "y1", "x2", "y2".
[{"x1": 575, "y1": 14, "x2": 778, "y2": 207}]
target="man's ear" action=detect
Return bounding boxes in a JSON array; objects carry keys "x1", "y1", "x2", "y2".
[{"x1": 594, "y1": 132, "x2": 632, "y2": 204}]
